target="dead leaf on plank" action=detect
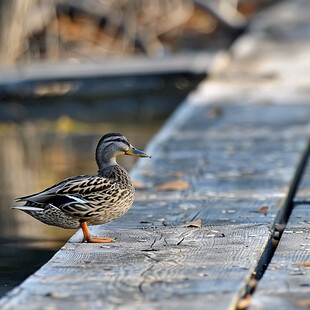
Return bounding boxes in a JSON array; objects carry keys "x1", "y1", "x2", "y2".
[
  {"x1": 183, "y1": 219, "x2": 202, "y2": 228},
  {"x1": 294, "y1": 299, "x2": 310, "y2": 308},
  {"x1": 296, "y1": 262, "x2": 310, "y2": 267},
  {"x1": 256, "y1": 206, "x2": 269, "y2": 215},
  {"x1": 132, "y1": 180, "x2": 146, "y2": 189},
  {"x1": 248, "y1": 279, "x2": 258, "y2": 290},
  {"x1": 237, "y1": 294, "x2": 251, "y2": 310},
  {"x1": 206, "y1": 107, "x2": 222, "y2": 119},
  {"x1": 156, "y1": 179, "x2": 189, "y2": 191}
]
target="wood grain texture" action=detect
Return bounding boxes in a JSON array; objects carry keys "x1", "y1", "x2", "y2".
[
  {"x1": 1, "y1": 105, "x2": 309, "y2": 310},
  {"x1": 132, "y1": 104, "x2": 310, "y2": 199},
  {"x1": 1, "y1": 225, "x2": 272, "y2": 310},
  {"x1": 250, "y1": 205, "x2": 310, "y2": 310}
]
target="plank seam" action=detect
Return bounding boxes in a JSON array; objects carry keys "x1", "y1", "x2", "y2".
[{"x1": 236, "y1": 137, "x2": 310, "y2": 309}]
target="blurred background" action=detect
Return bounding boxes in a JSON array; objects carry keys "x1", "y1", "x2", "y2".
[{"x1": 0, "y1": 0, "x2": 277, "y2": 297}]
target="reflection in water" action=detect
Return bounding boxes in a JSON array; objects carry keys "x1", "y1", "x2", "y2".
[{"x1": 0, "y1": 118, "x2": 161, "y2": 296}]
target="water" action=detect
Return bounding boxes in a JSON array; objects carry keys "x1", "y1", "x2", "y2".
[{"x1": 0, "y1": 118, "x2": 163, "y2": 297}]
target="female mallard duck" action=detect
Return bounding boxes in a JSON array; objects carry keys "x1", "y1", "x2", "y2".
[{"x1": 12, "y1": 133, "x2": 151, "y2": 243}]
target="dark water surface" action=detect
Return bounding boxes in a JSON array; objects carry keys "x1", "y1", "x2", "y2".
[{"x1": 0, "y1": 119, "x2": 163, "y2": 297}]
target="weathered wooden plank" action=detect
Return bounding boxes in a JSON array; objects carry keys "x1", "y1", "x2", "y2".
[
  {"x1": 0, "y1": 53, "x2": 213, "y2": 85},
  {"x1": 132, "y1": 103, "x2": 310, "y2": 199},
  {"x1": 250, "y1": 204, "x2": 310, "y2": 310},
  {"x1": 1, "y1": 224, "x2": 272, "y2": 310},
  {"x1": 114, "y1": 198, "x2": 280, "y2": 229},
  {"x1": 1, "y1": 103, "x2": 309, "y2": 310},
  {"x1": 241, "y1": 0, "x2": 310, "y2": 206},
  {"x1": 0, "y1": 54, "x2": 211, "y2": 122}
]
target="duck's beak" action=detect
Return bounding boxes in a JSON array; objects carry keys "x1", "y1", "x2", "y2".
[{"x1": 125, "y1": 146, "x2": 151, "y2": 158}]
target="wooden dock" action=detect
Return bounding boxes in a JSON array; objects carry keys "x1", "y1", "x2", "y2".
[
  {"x1": 1, "y1": 0, "x2": 310, "y2": 309},
  {"x1": 0, "y1": 53, "x2": 211, "y2": 122}
]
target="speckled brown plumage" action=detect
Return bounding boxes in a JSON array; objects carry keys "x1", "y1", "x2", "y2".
[{"x1": 12, "y1": 133, "x2": 151, "y2": 243}]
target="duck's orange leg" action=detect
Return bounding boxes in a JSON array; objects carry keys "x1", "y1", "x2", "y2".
[{"x1": 80, "y1": 222, "x2": 116, "y2": 243}]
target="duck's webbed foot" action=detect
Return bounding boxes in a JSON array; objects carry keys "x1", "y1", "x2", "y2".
[
  {"x1": 84, "y1": 236, "x2": 116, "y2": 243},
  {"x1": 80, "y1": 222, "x2": 116, "y2": 243}
]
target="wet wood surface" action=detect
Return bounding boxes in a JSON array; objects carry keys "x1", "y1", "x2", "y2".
[{"x1": 1, "y1": 0, "x2": 310, "y2": 309}]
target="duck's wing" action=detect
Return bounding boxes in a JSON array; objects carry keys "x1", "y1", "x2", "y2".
[
  {"x1": 14, "y1": 175, "x2": 113, "y2": 211},
  {"x1": 13, "y1": 175, "x2": 117, "y2": 218}
]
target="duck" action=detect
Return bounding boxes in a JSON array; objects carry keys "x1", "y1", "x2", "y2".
[{"x1": 12, "y1": 133, "x2": 151, "y2": 243}]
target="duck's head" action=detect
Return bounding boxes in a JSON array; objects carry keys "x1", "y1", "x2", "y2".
[{"x1": 96, "y1": 133, "x2": 151, "y2": 168}]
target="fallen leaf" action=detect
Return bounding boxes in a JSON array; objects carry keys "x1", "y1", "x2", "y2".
[
  {"x1": 275, "y1": 223, "x2": 286, "y2": 233},
  {"x1": 256, "y1": 206, "x2": 269, "y2": 215},
  {"x1": 156, "y1": 179, "x2": 189, "y2": 191},
  {"x1": 206, "y1": 107, "x2": 222, "y2": 119},
  {"x1": 237, "y1": 295, "x2": 251, "y2": 310},
  {"x1": 294, "y1": 299, "x2": 310, "y2": 308},
  {"x1": 248, "y1": 279, "x2": 258, "y2": 290},
  {"x1": 271, "y1": 238, "x2": 279, "y2": 248},
  {"x1": 183, "y1": 219, "x2": 202, "y2": 228},
  {"x1": 132, "y1": 180, "x2": 146, "y2": 189},
  {"x1": 296, "y1": 262, "x2": 310, "y2": 267}
]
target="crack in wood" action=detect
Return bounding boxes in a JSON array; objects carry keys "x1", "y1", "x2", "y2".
[
  {"x1": 176, "y1": 237, "x2": 185, "y2": 246},
  {"x1": 138, "y1": 263, "x2": 155, "y2": 293},
  {"x1": 141, "y1": 237, "x2": 158, "y2": 252}
]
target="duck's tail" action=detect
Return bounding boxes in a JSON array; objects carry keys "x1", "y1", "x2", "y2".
[{"x1": 11, "y1": 205, "x2": 44, "y2": 211}]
